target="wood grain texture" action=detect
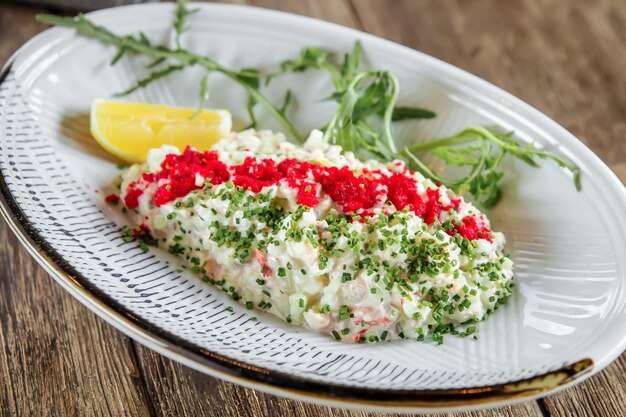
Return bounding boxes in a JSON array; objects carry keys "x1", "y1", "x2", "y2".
[
  {"x1": 0, "y1": 0, "x2": 624, "y2": 416},
  {"x1": 0, "y1": 3, "x2": 46, "y2": 61},
  {"x1": 134, "y1": 343, "x2": 543, "y2": 417},
  {"x1": 233, "y1": 0, "x2": 360, "y2": 28},
  {"x1": 541, "y1": 354, "x2": 626, "y2": 417},
  {"x1": 0, "y1": 224, "x2": 152, "y2": 417}
]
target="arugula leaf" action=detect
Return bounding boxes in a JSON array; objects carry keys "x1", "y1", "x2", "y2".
[
  {"x1": 268, "y1": 46, "x2": 343, "y2": 90},
  {"x1": 273, "y1": 47, "x2": 334, "y2": 74},
  {"x1": 236, "y1": 68, "x2": 261, "y2": 89},
  {"x1": 323, "y1": 70, "x2": 398, "y2": 159},
  {"x1": 269, "y1": 42, "x2": 432, "y2": 125},
  {"x1": 278, "y1": 89, "x2": 293, "y2": 116},
  {"x1": 110, "y1": 46, "x2": 127, "y2": 65},
  {"x1": 272, "y1": 42, "x2": 402, "y2": 160},
  {"x1": 431, "y1": 145, "x2": 483, "y2": 166},
  {"x1": 236, "y1": 68, "x2": 261, "y2": 129},
  {"x1": 189, "y1": 73, "x2": 210, "y2": 120},
  {"x1": 146, "y1": 56, "x2": 166, "y2": 69},
  {"x1": 392, "y1": 106, "x2": 436, "y2": 121},
  {"x1": 114, "y1": 64, "x2": 185, "y2": 96},
  {"x1": 173, "y1": 0, "x2": 198, "y2": 49},
  {"x1": 407, "y1": 126, "x2": 581, "y2": 208},
  {"x1": 339, "y1": 41, "x2": 362, "y2": 88}
]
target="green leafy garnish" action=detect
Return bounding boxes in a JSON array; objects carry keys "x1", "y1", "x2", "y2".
[
  {"x1": 392, "y1": 107, "x2": 437, "y2": 121},
  {"x1": 405, "y1": 126, "x2": 581, "y2": 207},
  {"x1": 189, "y1": 72, "x2": 209, "y2": 120},
  {"x1": 114, "y1": 64, "x2": 185, "y2": 97},
  {"x1": 265, "y1": 41, "x2": 580, "y2": 206},
  {"x1": 35, "y1": 4, "x2": 302, "y2": 142},
  {"x1": 35, "y1": 1, "x2": 581, "y2": 207},
  {"x1": 269, "y1": 42, "x2": 433, "y2": 161},
  {"x1": 173, "y1": 0, "x2": 198, "y2": 49},
  {"x1": 121, "y1": 225, "x2": 158, "y2": 252}
]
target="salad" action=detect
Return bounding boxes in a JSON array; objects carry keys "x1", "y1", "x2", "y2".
[{"x1": 117, "y1": 130, "x2": 513, "y2": 343}]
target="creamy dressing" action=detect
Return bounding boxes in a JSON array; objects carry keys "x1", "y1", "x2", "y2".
[{"x1": 118, "y1": 129, "x2": 514, "y2": 343}]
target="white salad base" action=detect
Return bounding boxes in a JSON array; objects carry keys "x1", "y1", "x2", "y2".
[{"x1": 119, "y1": 130, "x2": 514, "y2": 343}]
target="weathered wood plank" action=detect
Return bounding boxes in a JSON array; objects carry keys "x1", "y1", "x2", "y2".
[
  {"x1": 0, "y1": 220, "x2": 152, "y2": 417},
  {"x1": 242, "y1": 0, "x2": 360, "y2": 28},
  {"x1": 0, "y1": 4, "x2": 152, "y2": 417},
  {"x1": 135, "y1": 343, "x2": 543, "y2": 417},
  {"x1": 0, "y1": 3, "x2": 46, "y2": 62},
  {"x1": 541, "y1": 352, "x2": 626, "y2": 417}
]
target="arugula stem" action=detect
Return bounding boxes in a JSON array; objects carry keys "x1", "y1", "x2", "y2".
[
  {"x1": 36, "y1": 13, "x2": 303, "y2": 143},
  {"x1": 408, "y1": 126, "x2": 511, "y2": 154},
  {"x1": 381, "y1": 71, "x2": 399, "y2": 155},
  {"x1": 408, "y1": 132, "x2": 477, "y2": 153},
  {"x1": 405, "y1": 138, "x2": 487, "y2": 188},
  {"x1": 320, "y1": 63, "x2": 342, "y2": 90},
  {"x1": 409, "y1": 125, "x2": 581, "y2": 191},
  {"x1": 405, "y1": 126, "x2": 581, "y2": 203},
  {"x1": 235, "y1": 71, "x2": 302, "y2": 141}
]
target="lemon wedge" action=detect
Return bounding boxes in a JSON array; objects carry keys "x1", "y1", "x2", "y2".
[{"x1": 90, "y1": 100, "x2": 232, "y2": 163}]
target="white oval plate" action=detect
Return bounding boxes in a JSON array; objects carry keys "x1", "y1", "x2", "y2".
[{"x1": 0, "y1": 3, "x2": 624, "y2": 413}]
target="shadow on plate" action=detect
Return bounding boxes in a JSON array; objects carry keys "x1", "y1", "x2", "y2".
[{"x1": 59, "y1": 112, "x2": 126, "y2": 166}]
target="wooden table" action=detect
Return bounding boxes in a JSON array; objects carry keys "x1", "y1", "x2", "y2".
[{"x1": 1, "y1": 0, "x2": 625, "y2": 416}]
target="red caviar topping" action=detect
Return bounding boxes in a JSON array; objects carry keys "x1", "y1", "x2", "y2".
[
  {"x1": 105, "y1": 194, "x2": 120, "y2": 205},
  {"x1": 277, "y1": 158, "x2": 313, "y2": 179},
  {"x1": 442, "y1": 197, "x2": 462, "y2": 211},
  {"x1": 153, "y1": 147, "x2": 230, "y2": 206},
  {"x1": 294, "y1": 181, "x2": 319, "y2": 207},
  {"x1": 314, "y1": 166, "x2": 384, "y2": 213},
  {"x1": 448, "y1": 215, "x2": 493, "y2": 242},
  {"x1": 124, "y1": 186, "x2": 143, "y2": 210},
  {"x1": 385, "y1": 172, "x2": 426, "y2": 218},
  {"x1": 424, "y1": 188, "x2": 442, "y2": 225},
  {"x1": 126, "y1": 146, "x2": 229, "y2": 207},
  {"x1": 232, "y1": 157, "x2": 282, "y2": 193},
  {"x1": 120, "y1": 147, "x2": 493, "y2": 240}
]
